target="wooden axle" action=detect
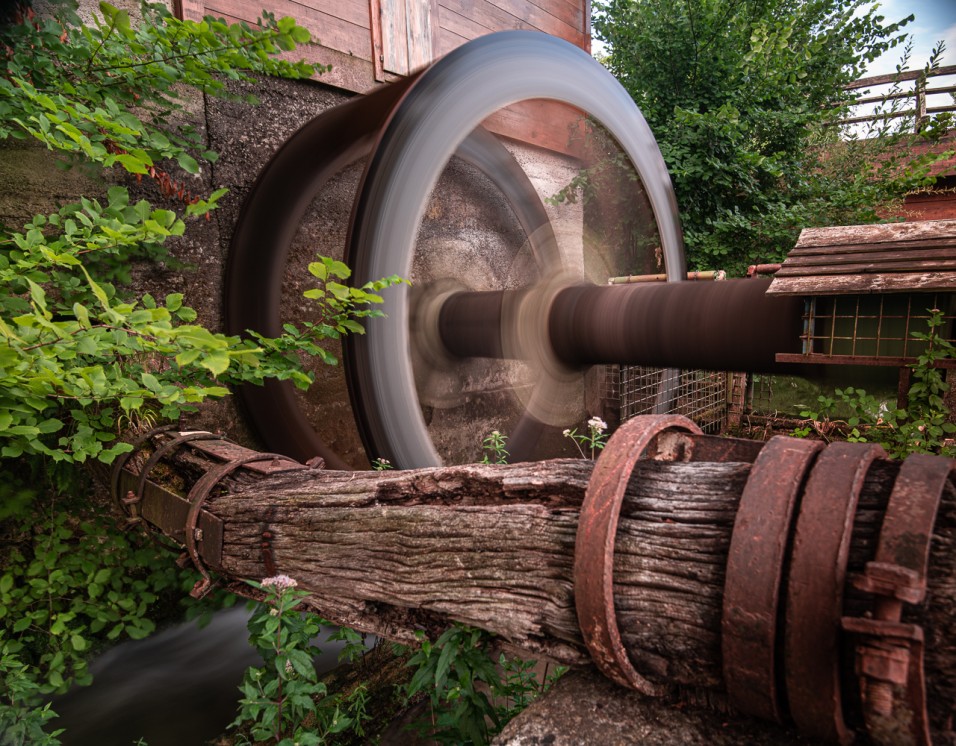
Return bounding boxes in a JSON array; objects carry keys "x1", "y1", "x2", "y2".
[{"x1": 111, "y1": 420, "x2": 956, "y2": 744}]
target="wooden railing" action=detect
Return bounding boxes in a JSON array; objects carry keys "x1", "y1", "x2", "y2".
[{"x1": 842, "y1": 63, "x2": 956, "y2": 132}]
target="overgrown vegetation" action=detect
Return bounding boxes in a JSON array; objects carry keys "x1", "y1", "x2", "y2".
[
  {"x1": 593, "y1": 0, "x2": 954, "y2": 274},
  {"x1": 401, "y1": 625, "x2": 565, "y2": 745},
  {"x1": 0, "y1": 2, "x2": 401, "y2": 742},
  {"x1": 232, "y1": 577, "x2": 372, "y2": 745},
  {"x1": 793, "y1": 310, "x2": 956, "y2": 457}
]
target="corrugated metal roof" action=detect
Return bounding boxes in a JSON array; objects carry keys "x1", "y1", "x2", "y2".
[{"x1": 766, "y1": 219, "x2": 956, "y2": 295}]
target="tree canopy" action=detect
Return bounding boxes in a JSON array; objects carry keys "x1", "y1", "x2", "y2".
[{"x1": 593, "y1": 0, "x2": 950, "y2": 274}]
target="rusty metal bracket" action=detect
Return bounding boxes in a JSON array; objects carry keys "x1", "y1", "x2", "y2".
[
  {"x1": 261, "y1": 530, "x2": 278, "y2": 576},
  {"x1": 841, "y1": 453, "x2": 954, "y2": 745},
  {"x1": 109, "y1": 423, "x2": 178, "y2": 516},
  {"x1": 183, "y1": 452, "x2": 293, "y2": 599},
  {"x1": 574, "y1": 414, "x2": 702, "y2": 695},
  {"x1": 722, "y1": 436, "x2": 824, "y2": 722},
  {"x1": 133, "y1": 431, "x2": 227, "y2": 509},
  {"x1": 785, "y1": 441, "x2": 886, "y2": 745}
]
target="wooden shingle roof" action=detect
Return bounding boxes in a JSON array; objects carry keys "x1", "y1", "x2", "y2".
[{"x1": 766, "y1": 219, "x2": 956, "y2": 295}]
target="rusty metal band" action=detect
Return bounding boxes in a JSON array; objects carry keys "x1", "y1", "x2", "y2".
[
  {"x1": 183, "y1": 452, "x2": 294, "y2": 597},
  {"x1": 784, "y1": 441, "x2": 886, "y2": 744},
  {"x1": 843, "y1": 452, "x2": 954, "y2": 745},
  {"x1": 722, "y1": 436, "x2": 824, "y2": 723},
  {"x1": 133, "y1": 431, "x2": 227, "y2": 511},
  {"x1": 109, "y1": 423, "x2": 179, "y2": 514},
  {"x1": 574, "y1": 414, "x2": 702, "y2": 695}
]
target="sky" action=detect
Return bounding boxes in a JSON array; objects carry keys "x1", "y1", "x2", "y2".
[
  {"x1": 591, "y1": 1, "x2": 956, "y2": 75},
  {"x1": 864, "y1": 0, "x2": 956, "y2": 76}
]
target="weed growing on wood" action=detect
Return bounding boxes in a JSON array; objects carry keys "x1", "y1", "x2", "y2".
[
  {"x1": 563, "y1": 415, "x2": 609, "y2": 459},
  {"x1": 401, "y1": 625, "x2": 565, "y2": 745},
  {"x1": 232, "y1": 577, "x2": 371, "y2": 745},
  {"x1": 792, "y1": 310, "x2": 956, "y2": 457},
  {"x1": 481, "y1": 431, "x2": 509, "y2": 464}
]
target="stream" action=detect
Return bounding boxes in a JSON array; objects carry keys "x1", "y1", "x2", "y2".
[{"x1": 50, "y1": 607, "x2": 355, "y2": 746}]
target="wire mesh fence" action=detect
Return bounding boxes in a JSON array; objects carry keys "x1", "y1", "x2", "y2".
[{"x1": 618, "y1": 365, "x2": 729, "y2": 434}]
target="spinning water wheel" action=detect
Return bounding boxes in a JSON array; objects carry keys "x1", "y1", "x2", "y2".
[{"x1": 226, "y1": 31, "x2": 801, "y2": 469}]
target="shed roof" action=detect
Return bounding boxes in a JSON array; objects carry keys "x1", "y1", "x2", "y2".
[{"x1": 766, "y1": 219, "x2": 956, "y2": 295}]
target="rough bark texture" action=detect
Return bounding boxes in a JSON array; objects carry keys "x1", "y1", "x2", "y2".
[
  {"x1": 122, "y1": 435, "x2": 956, "y2": 741},
  {"x1": 206, "y1": 458, "x2": 750, "y2": 680}
]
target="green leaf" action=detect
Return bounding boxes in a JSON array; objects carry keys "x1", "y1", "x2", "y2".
[
  {"x1": 176, "y1": 152, "x2": 200, "y2": 174},
  {"x1": 199, "y1": 350, "x2": 230, "y2": 376},
  {"x1": 141, "y1": 372, "x2": 161, "y2": 392}
]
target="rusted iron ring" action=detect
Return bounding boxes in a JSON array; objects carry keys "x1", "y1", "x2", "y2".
[
  {"x1": 109, "y1": 423, "x2": 178, "y2": 515},
  {"x1": 722, "y1": 436, "x2": 824, "y2": 722},
  {"x1": 574, "y1": 414, "x2": 702, "y2": 695},
  {"x1": 842, "y1": 452, "x2": 955, "y2": 745},
  {"x1": 133, "y1": 431, "x2": 227, "y2": 511},
  {"x1": 183, "y1": 452, "x2": 293, "y2": 598},
  {"x1": 785, "y1": 441, "x2": 886, "y2": 744}
]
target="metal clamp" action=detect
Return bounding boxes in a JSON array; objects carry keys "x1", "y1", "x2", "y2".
[
  {"x1": 109, "y1": 423, "x2": 178, "y2": 516},
  {"x1": 785, "y1": 441, "x2": 886, "y2": 745},
  {"x1": 574, "y1": 414, "x2": 702, "y2": 695},
  {"x1": 722, "y1": 436, "x2": 823, "y2": 722},
  {"x1": 183, "y1": 452, "x2": 292, "y2": 598},
  {"x1": 842, "y1": 453, "x2": 954, "y2": 745}
]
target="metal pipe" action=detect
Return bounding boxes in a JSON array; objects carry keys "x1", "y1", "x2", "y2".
[{"x1": 437, "y1": 278, "x2": 806, "y2": 374}]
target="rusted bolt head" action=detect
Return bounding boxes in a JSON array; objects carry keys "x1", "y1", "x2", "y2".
[
  {"x1": 854, "y1": 561, "x2": 924, "y2": 604},
  {"x1": 857, "y1": 645, "x2": 910, "y2": 685}
]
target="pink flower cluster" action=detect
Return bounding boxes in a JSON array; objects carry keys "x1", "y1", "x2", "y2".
[{"x1": 261, "y1": 574, "x2": 298, "y2": 590}]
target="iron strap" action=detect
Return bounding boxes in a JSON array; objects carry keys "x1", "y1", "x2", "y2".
[
  {"x1": 842, "y1": 452, "x2": 955, "y2": 745},
  {"x1": 722, "y1": 436, "x2": 824, "y2": 722},
  {"x1": 574, "y1": 414, "x2": 702, "y2": 695},
  {"x1": 184, "y1": 452, "x2": 296, "y2": 598},
  {"x1": 785, "y1": 441, "x2": 886, "y2": 744}
]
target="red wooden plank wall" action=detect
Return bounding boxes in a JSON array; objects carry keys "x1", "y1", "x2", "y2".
[{"x1": 175, "y1": 0, "x2": 591, "y2": 152}]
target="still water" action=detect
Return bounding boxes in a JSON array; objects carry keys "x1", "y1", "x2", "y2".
[{"x1": 51, "y1": 608, "x2": 353, "y2": 746}]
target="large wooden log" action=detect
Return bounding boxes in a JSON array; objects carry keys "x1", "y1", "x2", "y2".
[{"x1": 114, "y1": 431, "x2": 956, "y2": 738}]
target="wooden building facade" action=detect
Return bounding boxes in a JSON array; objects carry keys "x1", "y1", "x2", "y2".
[{"x1": 172, "y1": 0, "x2": 591, "y2": 94}]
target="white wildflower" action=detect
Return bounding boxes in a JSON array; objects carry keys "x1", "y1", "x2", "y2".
[
  {"x1": 562, "y1": 429, "x2": 571, "y2": 437},
  {"x1": 261, "y1": 574, "x2": 298, "y2": 590},
  {"x1": 587, "y1": 416, "x2": 607, "y2": 434}
]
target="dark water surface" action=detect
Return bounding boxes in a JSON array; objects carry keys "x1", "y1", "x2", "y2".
[{"x1": 51, "y1": 608, "x2": 355, "y2": 746}]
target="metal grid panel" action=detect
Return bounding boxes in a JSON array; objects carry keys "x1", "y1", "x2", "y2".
[
  {"x1": 620, "y1": 366, "x2": 728, "y2": 434},
  {"x1": 803, "y1": 293, "x2": 956, "y2": 359}
]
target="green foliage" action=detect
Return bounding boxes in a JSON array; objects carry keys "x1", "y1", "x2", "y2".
[
  {"x1": 593, "y1": 0, "x2": 952, "y2": 274},
  {"x1": 0, "y1": 478, "x2": 226, "y2": 744},
  {"x1": 232, "y1": 578, "x2": 371, "y2": 745},
  {"x1": 0, "y1": 2, "x2": 350, "y2": 468},
  {"x1": 402, "y1": 625, "x2": 564, "y2": 745},
  {"x1": 0, "y1": 1, "x2": 320, "y2": 171},
  {"x1": 480, "y1": 430, "x2": 509, "y2": 464},
  {"x1": 793, "y1": 310, "x2": 956, "y2": 457},
  {"x1": 0, "y1": 3, "x2": 396, "y2": 742},
  {"x1": 254, "y1": 257, "x2": 404, "y2": 369},
  {"x1": 562, "y1": 415, "x2": 609, "y2": 459},
  {"x1": 0, "y1": 643, "x2": 63, "y2": 746}
]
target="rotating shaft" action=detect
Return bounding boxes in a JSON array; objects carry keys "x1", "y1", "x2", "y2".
[{"x1": 437, "y1": 278, "x2": 805, "y2": 374}]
